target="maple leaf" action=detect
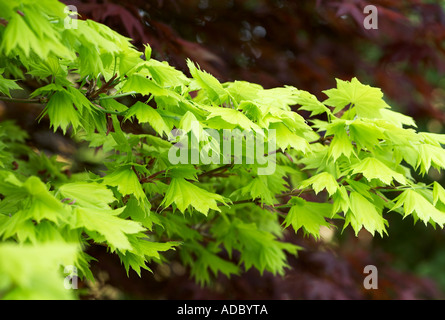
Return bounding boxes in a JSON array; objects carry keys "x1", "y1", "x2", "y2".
[
  {"x1": 72, "y1": 206, "x2": 144, "y2": 251},
  {"x1": 283, "y1": 197, "x2": 333, "y2": 239},
  {"x1": 161, "y1": 178, "x2": 228, "y2": 215},
  {"x1": 323, "y1": 77, "x2": 390, "y2": 119},
  {"x1": 350, "y1": 157, "x2": 407, "y2": 185},
  {"x1": 345, "y1": 192, "x2": 388, "y2": 236}
]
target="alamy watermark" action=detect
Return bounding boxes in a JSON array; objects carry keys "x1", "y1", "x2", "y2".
[
  {"x1": 64, "y1": 5, "x2": 78, "y2": 29},
  {"x1": 363, "y1": 5, "x2": 378, "y2": 30},
  {"x1": 64, "y1": 265, "x2": 78, "y2": 290},
  {"x1": 363, "y1": 264, "x2": 378, "y2": 289},
  {"x1": 167, "y1": 121, "x2": 277, "y2": 175}
]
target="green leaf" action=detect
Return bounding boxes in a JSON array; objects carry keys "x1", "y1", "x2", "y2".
[
  {"x1": 0, "y1": 243, "x2": 78, "y2": 300},
  {"x1": 326, "y1": 120, "x2": 354, "y2": 160},
  {"x1": 332, "y1": 185, "x2": 350, "y2": 215},
  {"x1": 379, "y1": 109, "x2": 417, "y2": 128},
  {"x1": 178, "y1": 111, "x2": 203, "y2": 134},
  {"x1": 121, "y1": 196, "x2": 153, "y2": 230},
  {"x1": 226, "y1": 81, "x2": 263, "y2": 102},
  {"x1": 187, "y1": 59, "x2": 228, "y2": 105},
  {"x1": 433, "y1": 182, "x2": 445, "y2": 206},
  {"x1": 58, "y1": 182, "x2": 116, "y2": 210},
  {"x1": 323, "y1": 77, "x2": 390, "y2": 119},
  {"x1": 295, "y1": 90, "x2": 331, "y2": 117},
  {"x1": 161, "y1": 178, "x2": 227, "y2": 215},
  {"x1": 125, "y1": 101, "x2": 170, "y2": 137},
  {"x1": 392, "y1": 189, "x2": 445, "y2": 227},
  {"x1": 75, "y1": 19, "x2": 122, "y2": 54},
  {"x1": 299, "y1": 172, "x2": 339, "y2": 196},
  {"x1": 0, "y1": 73, "x2": 21, "y2": 97},
  {"x1": 102, "y1": 166, "x2": 146, "y2": 202},
  {"x1": 144, "y1": 44, "x2": 152, "y2": 61},
  {"x1": 41, "y1": 91, "x2": 81, "y2": 134},
  {"x1": 146, "y1": 59, "x2": 190, "y2": 88},
  {"x1": 119, "y1": 236, "x2": 180, "y2": 276},
  {"x1": 118, "y1": 47, "x2": 143, "y2": 76},
  {"x1": 417, "y1": 144, "x2": 445, "y2": 174},
  {"x1": 378, "y1": 121, "x2": 420, "y2": 146},
  {"x1": 345, "y1": 192, "x2": 387, "y2": 236},
  {"x1": 205, "y1": 106, "x2": 261, "y2": 131},
  {"x1": 0, "y1": 170, "x2": 24, "y2": 195},
  {"x1": 283, "y1": 197, "x2": 333, "y2": 239},
  {"x1": 350, "y1": 157, "x2": 407, "y2": 185},
  {"x1": 270, "y1": 122, "x2": 309, "y2": 152},
  {"x1": 256, "y1": 86, "x2": 300, "y2": 110},
  {"x1": 185, "y1": 242, "x2": 239, "y2": 286},
  {"x1": 121, "y1": 74, "x2": 170, "y2": 97},
  {"x1": 233, "y1": 219, "x2": 299, "y2": 275},
  {"x1": 238, "y1": 101, "x2": 263, "y2": 123},
  {"x1": 100, "y1": 97, "x2": 128, "y2": 113},
  {"x1": 0, "y1": 211, "x2": 36, "y2": 243},
  {"x1": 72, "y1": 206, "x2": 144, "y2": 251},
  {"x1": 1, "y1": 14, "x2": 37, "y2": 58},
  {"x1": 23, "y1": 176, "x2": 68, "y2": 224},
  {"x1": 348, "y1": 120, "x2": 385, "y2": 151},
  {"x1": 420, "y1": 132, "x2": 445, "y2": 146},
  {"x1": 238, "y1": 176, "x2": 277, "y2": 205}
]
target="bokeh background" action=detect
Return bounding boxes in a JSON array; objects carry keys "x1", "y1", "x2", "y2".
[{"x1": 8, "y1": 0, "x2": 445, "y2": 299}]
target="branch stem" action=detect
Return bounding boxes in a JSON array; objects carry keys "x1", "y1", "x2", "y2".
[{"x1": 0, "y1": 96, "x2": 41, "y2": 104}]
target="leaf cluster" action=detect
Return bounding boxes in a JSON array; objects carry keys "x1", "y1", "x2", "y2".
[{"x1": 0, "y1": 0, "x2": 445, "y2": 298}]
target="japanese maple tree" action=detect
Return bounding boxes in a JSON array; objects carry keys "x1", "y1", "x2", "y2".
[{"x1": 0, "y1": 0, "x2": 445, "y2": 299}]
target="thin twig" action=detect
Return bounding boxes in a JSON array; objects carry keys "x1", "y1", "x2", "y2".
[
  {"x1": 310, "y1": 135, "x2": 332, "y2": 145},
  {"x1": 198, "y1": 164, "x2": 233, "y2": 179},
  {"x1": 88, "y1": 74, "x2": 119, "y2": 100},
  {"x1": 0, "y1": 96, "x2": 41, "y2": 104},
  {"x1": 140, "y1": 170, "x2": 166, "y2": 184}
]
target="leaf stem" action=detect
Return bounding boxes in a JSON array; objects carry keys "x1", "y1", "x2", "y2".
[
  {"x1": 98, "y1": 92, "x2": 137, "y2": 100},
  {"x1": 92, "y1": 102, "x2": 127, "y2": 115}
]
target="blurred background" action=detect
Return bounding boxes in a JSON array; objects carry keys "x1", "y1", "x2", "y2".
[{"x1": 19, "y1": 0, "x2": 445, "y2": 299}]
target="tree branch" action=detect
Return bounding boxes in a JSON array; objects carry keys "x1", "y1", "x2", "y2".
[
  {"x1": 310, "y1": 135, "x2": 332, "y2": 145},
  {"x1": 0, "y1": 96, "x2": 43, "y2": 104},
  {"x1": 198, "y1": 164, "x2": 233, "y2": 179}
]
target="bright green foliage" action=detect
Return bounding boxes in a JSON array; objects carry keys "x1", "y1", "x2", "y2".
[
  {"x1": 299, "y1": 172, "x2": 339, "y2": 196},
  {"x1": 211, "y1": 216, "x2": 300, "y2": 276},
  {"x1": 125, "y1": 102, "x2": 170, "y2": 137},
  {"x1": 187, "y1": 59, "x2": 229, "y2": 105},
  {"x1": 0, "y1": 243, "x2": 78, "y2": 299},
  {"x1": 1, "y1": 0, "x2": 445, "y2": 299},
  {"x1": 41, "y1": 90, "x2": 82, "y2": 134},
  {"x1": 0, "y1": 70, "x2": 21, "y2": 97},
  {"x1": 392, "y1": 189, "x2": 445, "y2": 227},
  {"x1": 345, "y1": 192, "x2": 388, "y2": 237},
  {"x1": 160, "y1": 178, "x2": 228, "y2": 215},
  {"x1": 102, "y1": 166, "x2": 146, "y2": 202},
  {"x1": 323, "y1": 77, "x2": 390, "y2": 118},
  {"x1": 433, "y1": 182, "x2": 445, "y2": 206},
  {"x1": 182, "y1": 241, "x2": 240, "y2": 286},
  {"x1": 283, "y1": 197, "x2": 333, "y2": 239},
  {"x1": 350, "y1": 157, "x2": 407, "y2": 185}
]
